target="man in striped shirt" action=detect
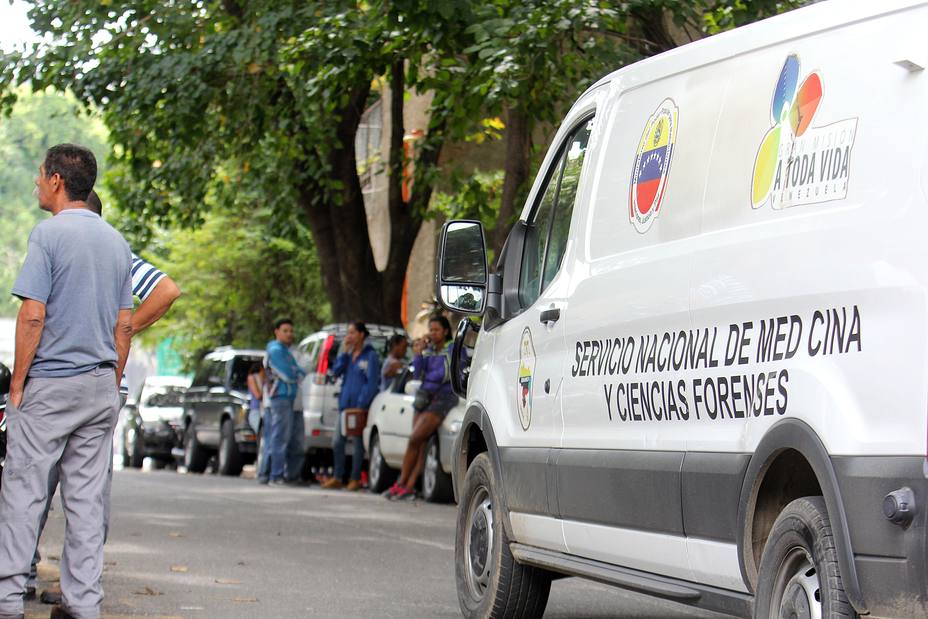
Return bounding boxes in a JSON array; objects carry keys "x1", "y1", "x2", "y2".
[{"x1": 27, "y1": 190, "x2": 181, "y2": 608}]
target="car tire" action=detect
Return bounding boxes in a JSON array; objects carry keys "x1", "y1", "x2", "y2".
[
  {"x1": 755, "y1": 496, "x2": 856, "y2": 619},
  {"x1": 422, "y1": 434, "x2": 453, "y2": 503},
  {"x1": 121, "y1": 427, "x2": 131, "y2": 468},
  {"x1": 217, "y1": 418, "x2": 244, "y2": 477},
  {"x1": 368, "y1": 432, "x2": 397, "y2": 493},
  {"x1": 183, "y1": 422, "x2": 209, "y2": 473},
  {"x1": 455, "y1": 453, "x2": 551, "y2": 619},
  {"x1": 128, "y1": 428, "x2": 144, "y2": 469}
]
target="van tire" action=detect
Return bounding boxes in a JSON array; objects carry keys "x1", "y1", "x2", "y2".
[
  {"x1": 183, "y1": 423, "x2": 209, "y2": 474},
  {"x1": 455, "y1": 453, "x2": 551, "y2": 619},
  {"x1": 217, "y1": 418, "x2": 244, "y2": 477},
  {"x1": 755, "y1": 496, "x2": 855, "y2": 619},
  {"x1": 422, "y1": 434, "x2": 453, "y2": 503}
]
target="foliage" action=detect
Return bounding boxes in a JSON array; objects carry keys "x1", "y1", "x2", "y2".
[
  {"x1": 0, "y1": 88, "x2": 109, "y2": 317},
  {"x1": 147, "y1": 206, "x2": 329, "y2": 365},
  {"x1": 431, "y1": 170, "x2": 505, "y2": 224}
]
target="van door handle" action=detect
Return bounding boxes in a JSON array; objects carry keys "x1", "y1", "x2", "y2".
[{"x1": 539, "y1": 308, "x2": 560, "y2": 324}]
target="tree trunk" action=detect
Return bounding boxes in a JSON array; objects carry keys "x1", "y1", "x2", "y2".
[
  {"x1": 298, "y1": 79, "x2": 394, "y2": 325},
  {"x1": 493, "y1": 105, "x2": 532, "y2": 257},
  {"x1": 381, "y1": 60, "x2": 417, "y2": 327}
]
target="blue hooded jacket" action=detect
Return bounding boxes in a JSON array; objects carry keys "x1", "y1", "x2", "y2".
[
  {"x1": 265, "y1": 339, "x2": 305, "y2": 401},
  {"x1": 331, "y1": 342, "x2": 381, "y2": 411}
]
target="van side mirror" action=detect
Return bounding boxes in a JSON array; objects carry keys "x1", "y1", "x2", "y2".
[{"x1": 436, "y1": 220, "x2": 489, "y2": 315}]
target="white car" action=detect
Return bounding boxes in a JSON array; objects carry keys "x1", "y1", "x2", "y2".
[
  {"x1": 363, "y1": 368, "x2": 464, "y2": 502},
  {"x1": 122, "y1": 375, "x2": 191, "y2": 469}
]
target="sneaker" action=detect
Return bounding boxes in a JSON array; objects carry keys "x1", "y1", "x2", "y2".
[
  {"x1": 346, "y1": 479, "x2": 362, "y2": 491},
  {"x1": 49, "y1": 605, "x2": 77, "y2": 619},
  {"x1": 40, "y1": 587, "x2": 62, "y2": 605},
  {"x1": 257, "y1": 477, "x2": 269, "y2": 485},
  {"x1": 382, "y1": 482, "x2": 401, "y2": 498},
  {"x1": 321, "y1": 477, "x2": 343, "y2": 490},
  {"x1": 393, "y1": 486, "x2": 416, "y2": 501},
  {"x1": 269, "y1": 478, "x2": 286, "y2": 486}
]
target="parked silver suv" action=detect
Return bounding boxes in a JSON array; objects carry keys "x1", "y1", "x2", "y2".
[{"x1": 294, "y1": 323, "x2": 407, "y2": 476}]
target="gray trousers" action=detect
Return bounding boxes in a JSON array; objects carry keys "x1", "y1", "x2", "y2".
[
  {"x1": 0, "y1": 367, "x2": 118, "y2": 619},
  {"x1": 28, "y1": 450, "x2": 114, "y2": 588}
]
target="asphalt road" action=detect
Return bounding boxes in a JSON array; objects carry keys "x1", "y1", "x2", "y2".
[{"x1": 28, "y1": 466, "x2": 729, "y2": 619}]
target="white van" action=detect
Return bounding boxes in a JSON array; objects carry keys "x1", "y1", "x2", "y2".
[{"x1": 435, "y1": 2, "x2": 928, "y2": 617}]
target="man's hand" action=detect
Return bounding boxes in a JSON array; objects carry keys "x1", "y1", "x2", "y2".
[
  {"x1": 9, "y1": 386, "x2": 23, "y2": 409},
  {"x1": 412, "y1": 337, "x2": 427, "y2": 356}
]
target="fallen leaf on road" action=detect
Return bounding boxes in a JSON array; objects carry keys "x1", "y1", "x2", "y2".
[
  {"x1": 233, "y1": 597, "x2": 258, "y2": 603},
  {"x1": 133, "y1": 586, "x2": 163, "y2": 596},
  {"x1": 180, "y1": 607, "x2": 205, "y2": 611},
  {"x1": 168, "y1": 532, "x2": 185, "y2": 538},
  {"x1": 104, "y1": 561, "x2": 117, "y2": 566},
  {"x1": 236, "y1": 561, "x2": 246, "y2": 566},
  {"x1": 214, "y1": 579, "x2": 241, "y2": 585},
  {"x1": 169, "y1": 565, "x2": 188, "y2": 573}
]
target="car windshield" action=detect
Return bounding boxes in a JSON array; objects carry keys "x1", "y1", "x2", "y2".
[{"x1": 144, "y1": 386, "x2": 186, "y2": 408}]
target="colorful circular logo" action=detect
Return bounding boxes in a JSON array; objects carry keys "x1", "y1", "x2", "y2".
[
  {"x1": 517, "y1": 327, "x2": 535, "y2": 431},
  {"x1": 630, "y1": 98, "x2": 679, "y2": 234}
]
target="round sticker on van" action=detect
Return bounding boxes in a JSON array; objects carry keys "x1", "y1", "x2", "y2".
[
  {"x1": 629, "y1": 98, "x2": 678, "y2": 234},
  {"x1": 517, "y1": 327, "x2": 535, "y2": 431}
]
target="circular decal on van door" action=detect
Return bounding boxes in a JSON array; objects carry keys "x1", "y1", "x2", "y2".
[
  {"x1": 629, "y1": 98, "x2": 678, "y2": 234},
  {"x1": 517, "y1": 327, "x2": 536, "y2": 431}
]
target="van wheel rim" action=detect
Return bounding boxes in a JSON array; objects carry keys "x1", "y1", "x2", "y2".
[
  {"x1": 423, "y1": 441, "x2": 439, "y2": 496},
  {"x1": 464, "y1": 487, "x2": 493, "y2": 599},
  {"x1": 772, "y1": 547, "x2": 822, "y2": 619}
]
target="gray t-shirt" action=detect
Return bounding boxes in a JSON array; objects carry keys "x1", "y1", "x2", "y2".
[{"x1": 12, "y1": 209, "x2": 133, "y2": 378}]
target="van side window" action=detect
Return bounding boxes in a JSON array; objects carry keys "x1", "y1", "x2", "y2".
[{"x1": 519, "y1": 117, "x2": 594, "y2": 307}]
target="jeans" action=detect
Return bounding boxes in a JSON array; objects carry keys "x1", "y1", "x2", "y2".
[
  {"x1": 333, "y1": 410, "x2": 364, "y2": 482},
  {"x1": 286, "y1": 409, "x2": 305, "y2": 481},
  {"x1": 267, "y1": 399, "x2": 293, "y2": 481}
]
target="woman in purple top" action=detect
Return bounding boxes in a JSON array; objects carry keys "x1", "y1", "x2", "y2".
[{"x1": 386, "y1": 315, "x2": 458, "y2": 500}]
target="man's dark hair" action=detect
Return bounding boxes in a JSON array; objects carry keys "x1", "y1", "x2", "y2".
[
  {"x1": 43, "y1": 144, "x2": 97, "y2": 202},
  {"x1": 274, "y1": 318, "x2": 294, "y2": 330},
  {"x1": 87, "y1": 190, "x2": 102, "y2": 215}
]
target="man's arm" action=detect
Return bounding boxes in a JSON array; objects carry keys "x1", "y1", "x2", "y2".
[
  {"x1": 131, "y1": 276, "x2": 181, "y2": 335},
  {"x1": 114, "y1": 308, "x2": 132, "y2": 387},
  {"x1": 10, "y1": 299, "x2": 45, "y2": 407}
]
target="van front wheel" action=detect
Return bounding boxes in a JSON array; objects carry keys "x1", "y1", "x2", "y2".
[
  {"x1": 755, "y1": 496, "x2": 855, "y2": 619},
  {"x1": 455, "y1": 453, "x2": 551, "y2": 619}
]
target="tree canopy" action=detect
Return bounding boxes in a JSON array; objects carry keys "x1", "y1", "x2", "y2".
[
  {"x1": 0, "y1": 89, "x2": 108, "y2": 317},
  {"x1": 2, "y1": 0, "x2": 808, "y2": 327}
]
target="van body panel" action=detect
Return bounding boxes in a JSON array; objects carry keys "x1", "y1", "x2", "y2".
[{"x1": 455, "y1": 1, "x2": 928, "y2": 614}]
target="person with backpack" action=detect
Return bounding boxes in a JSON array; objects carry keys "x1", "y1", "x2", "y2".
[{"x1": 261, "y1": 318, "x2": 305, "y2": 485}]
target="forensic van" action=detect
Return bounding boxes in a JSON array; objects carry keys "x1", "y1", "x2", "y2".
[{"x1": 434, "y1": 1, "x2": 928, "y2": 617}]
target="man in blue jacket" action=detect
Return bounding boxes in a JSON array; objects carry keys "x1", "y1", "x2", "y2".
[
  {"x1": 262, "y1": 318, "x2": 305, "y2": 485},
  {"x1": 321, "y1": 322, "x2": 380, "y2": 491}
]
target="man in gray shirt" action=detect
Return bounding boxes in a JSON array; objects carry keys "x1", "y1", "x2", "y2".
[{"x1": 0, "y1": 144, "x2": 133, "y2": 619}]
